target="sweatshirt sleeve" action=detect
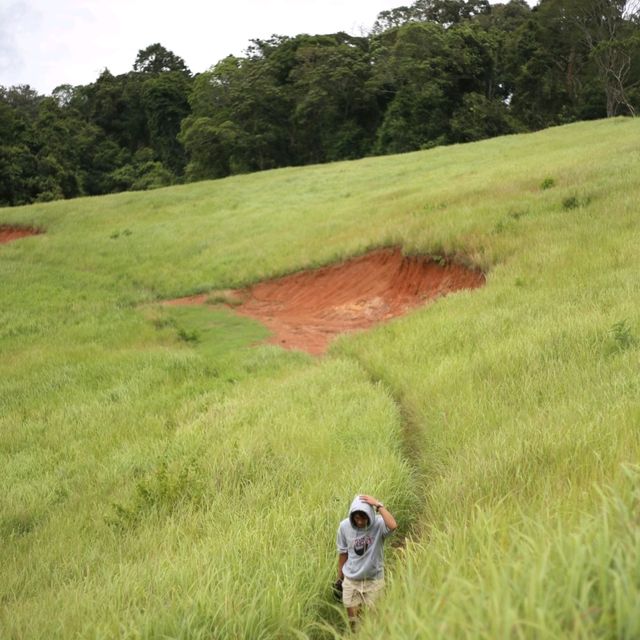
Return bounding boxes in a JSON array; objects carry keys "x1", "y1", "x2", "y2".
[
  {"x1": 377, "y1": 514, "x2": 393, "y2": 537},
  {"x1": 336, "y1": 523, "x2": 348, "y2": 554}
]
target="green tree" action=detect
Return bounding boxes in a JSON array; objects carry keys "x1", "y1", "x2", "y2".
[
  {"x1": 142, "y1": 71, "x2": 192, "y2": 175},
  {"x1": 134, "y1": 43, "x2": 191, "y2": 76},
  {"x1": 0, "y1": 144, "x2": 38, "y2": 206},
  {"x1": 506, "y1": 5, "x2": 592, "y2": 127},
  {"x1": 450, "y1": 91, "x2": 518, "y2": 140},
  {"x1": 372, "y1": 22, "x2": 453, "y2": 153},
  {"x1": 373, "y1": 20, "x2": 513, "y2": 151},
  {"x1": 0, "y1": 86, "x2": 85, "y2": 204},
  {"x1": 373, "y1": 0, "x2": 491, "y2": 32},
  {"x1": 32, "y1": 97, "x2": 82, "y2": 199},
  {"x1": 79, "y1": 70, "x2": 149, "y2": 152},
  {"x1": 569, "y1": 0, "x2": 640, "y2": 115},
  {"x1": 287, "y1": 33, "x2": 378, "y2": 163},
  {"x1": 180, "y1": 53, "x2": 291, "y2": 178},
  {"x1": 411, "y1": 0, "x2": 491, "y2": 26},
  {"x1": 179, "y1": 117, "x2": 243, "y2": 180}
]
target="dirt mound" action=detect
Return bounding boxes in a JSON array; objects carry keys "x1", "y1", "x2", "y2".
[
  {"x1": 0, "y1": 225, "x2": 43, "y2": 244},
  {"x1": 167, "y1": 248, "x2": 485, "y2": 354}
]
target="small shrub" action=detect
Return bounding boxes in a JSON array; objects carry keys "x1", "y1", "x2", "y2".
[
  {"x1": 1, "y1": 511, "x2": 38, "y2": 538},
  {"x1": 177, "y1": 327, "x2": 199, "y2": 343},
  {"x1": 496, "y1": 210, "x2": 528, "y2": 233},
  {"x1": 540, "y1": 177, "x2": 556, "y2": 190},
  {"x1": 562, "y1": 193, "x2": 594, "y2": 210},
  {"x1": 35, "y1": 189, "x2": 63, "y2": 203},
  {"x1": 608, "y1": 319, "x2": 637, "y2": 353},
  {"x1": 107, "y1": 456, "x2": 205, "y2": 531},
  {"x1": 151, "y1": 315, "x2": 176, "y2": 330},
  {"x1": 562, "y1": 196, "x2": 579, "y2": 210},
  {"x1": 110, "y1": 229, "x2": 132, "y2": 239}
]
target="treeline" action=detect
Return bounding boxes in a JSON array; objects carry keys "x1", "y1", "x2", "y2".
[{"x1": 1, "y1": 0, "x2": 639, "y2": 206}]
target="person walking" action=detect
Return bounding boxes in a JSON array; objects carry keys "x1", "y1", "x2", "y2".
[{"x1": 335, "y1": 494, "x2": 397, "y2": 630}]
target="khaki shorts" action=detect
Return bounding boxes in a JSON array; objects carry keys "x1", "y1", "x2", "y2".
[{"x1": 342, "y1": 576, "x2": 385, "y2": 608}]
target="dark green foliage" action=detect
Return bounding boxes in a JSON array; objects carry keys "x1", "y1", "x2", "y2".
[
  {"x1": 134, "y1": 43, "x2": 191, "y2": 76},
  {"x1": 610, "y1": 320, "x2": 637, "y2": 350},
  {"x1": 1, "y1": 1, "x2": 639, "y2": 207},
  {"x1": 1, "y1": 511, "x2": 38, "y2": 538},
  {"x1": 287, "y1": 33, "x2": 379, "y2": 163},
  {"x1": 180, "y1": 52, "x2": 292, "y2": 178},
  {"x1": 177, "y1": 327, "x2": 200, "y2": 344},
  {"x1": 450, "y1": 92, "x2": 519, "y2": 142},
  {"x1": 372, "y1": 22, "x2": 453, "y2": 153},
  {"x1": 373, "y1": 0, "x2": 491, "y2": 33},
  {"x1": 109, "y1": 148, "x2": 173, "y2": 192},
  {"x1": 107, "y1": 456, "x2": 205, "y2": 531},
  {"x1": 604, "y1": 319, "x2": 638, "y2": 356},
  {"x1": 0, "y1": 44, "x2": 192, "y2": 205},
  {"x1": 180, "y1": 33, "x2": 378, "y2": 177},
  {"x1": 561, "y1": 193, "x2": 592, "y2": 210},
  {"x1": 142, "y1": 72, "x2": 191, "y2": 174}
]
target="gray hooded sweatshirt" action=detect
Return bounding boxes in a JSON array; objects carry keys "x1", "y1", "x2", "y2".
[{"x1": 336, "y1": 496, "x2": 392, "y2": 581}]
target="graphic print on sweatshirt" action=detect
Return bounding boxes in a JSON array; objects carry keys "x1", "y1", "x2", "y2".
[{"x1": 354, "y1": 534, "x2": 374, "y2": 556}]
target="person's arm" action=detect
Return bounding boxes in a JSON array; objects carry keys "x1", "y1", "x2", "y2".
[
  {"x1": 359, "y1": 494, "x2": 397, "y2": 531},
  {"x1": 338, "y1": 552, "x2": 348, "y2": 580},
  {"x1": 336, "y1": 525, "x2": 348, "y2": 580}
]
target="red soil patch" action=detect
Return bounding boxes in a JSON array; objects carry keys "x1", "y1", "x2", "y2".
[
  {"x1": 166, "y1": 248, "x2": 485, "y2": 355},
  {"x1": 0, "y1": 225, "x2": 43, "y2": 244}
]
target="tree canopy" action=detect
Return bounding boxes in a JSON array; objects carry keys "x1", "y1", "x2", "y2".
[{"x1": 1, "y1": 1, "x2": 639, "y2": 206}]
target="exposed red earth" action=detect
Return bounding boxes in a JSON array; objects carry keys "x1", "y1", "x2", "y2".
[
  {"x1": 0, "y1": 225, "x2": 43, "y2": 244},
  {"x1": 166, "y1": 248, "x2": 485, "y2": 355}
]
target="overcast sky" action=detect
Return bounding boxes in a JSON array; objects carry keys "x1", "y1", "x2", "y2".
[{"x1": 0, "y1": 0, "x2": 418, "y2": 95}]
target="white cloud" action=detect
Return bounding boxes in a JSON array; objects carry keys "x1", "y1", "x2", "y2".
[{"x1": 0, "y1": 2, "x2": 37, "y2": 79}]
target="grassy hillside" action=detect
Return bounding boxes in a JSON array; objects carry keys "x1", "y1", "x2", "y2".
[{"x1": 1, "y1": 118, "x2": 639, "y2": 638}]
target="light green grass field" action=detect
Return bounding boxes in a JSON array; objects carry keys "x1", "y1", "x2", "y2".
[{"x1": 1, "y1": 118, "x2": 639, "y2": 638}]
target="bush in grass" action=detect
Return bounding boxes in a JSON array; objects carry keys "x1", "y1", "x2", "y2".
[
  {"x1": 562, "y1": 194, "x2": 592, "y2": 210},
  {"x1": 177, "y1": 327, "x2": 200, "y2": 343},
  {"x1": 607, "y1": 319, "x2": 637, "y2": 354},
  {"x1": 540, "y1": 177, "x2": 555, "y2": 190}
]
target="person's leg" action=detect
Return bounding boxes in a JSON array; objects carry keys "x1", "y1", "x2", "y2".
[
  {"x1": 361, "y1": 578, "x2": 385, "y2": 607},
  {"x1": 347, "y1": 606, "x2": 360, "y2": 631},
  {"x1": 342, "y1": 578, "x2": 363, "y2": 632}
]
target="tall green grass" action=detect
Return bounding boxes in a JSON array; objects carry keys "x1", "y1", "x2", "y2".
[
  {"x1": 2, "y1": 353, "x2": 415, "y2": 638},
  {"x1": 1, "y1": 117, "x2": 639, "y2": 637}
]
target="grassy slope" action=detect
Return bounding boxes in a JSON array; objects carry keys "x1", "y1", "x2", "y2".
[{"x1": 1, "y1": 118, "x2": 639, "y2": 638}]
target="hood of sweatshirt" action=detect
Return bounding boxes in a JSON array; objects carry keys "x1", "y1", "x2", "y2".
[{"x1": 348, "y1": 495, "x2": 376, "y2": 530}]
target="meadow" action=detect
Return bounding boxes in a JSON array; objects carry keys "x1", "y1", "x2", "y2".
[{"x1": 1, "y1": 117, "x2": 639, "y2": 638}]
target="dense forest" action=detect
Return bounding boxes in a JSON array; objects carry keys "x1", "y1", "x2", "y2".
[{"x1": 1, "y1": 0, "x2": 639, "y2": 206}]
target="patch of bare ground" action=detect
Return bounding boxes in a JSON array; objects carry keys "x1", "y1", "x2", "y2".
[
  {"x1": 165, "y1": 248, "x2": 485, "y2": 355},
  {"x1": 0, "y1": 225, "x2": 43, "y2": 244}
]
